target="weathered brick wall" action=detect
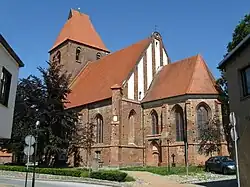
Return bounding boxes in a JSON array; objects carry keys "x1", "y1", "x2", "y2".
[
  {"x1": 69, "y1": 100, "x2": 112, "y2": 167},
  {"x1": 88, "y1": 99, "x2": 112, "y2": 145},
  {"x1": 144, "y1": 106, "x2": 162, "y2": 137},
  {"x1": 50, "y1": 41, "x2": 108, "y2": 80},
  {"x1": 143, "y1": 106, "x2": 163, "y2": 166},
  {"x1": 70, "y1": 96, "x2": 225, "y2": 167},
  {"x1": 0, "y1": 154, "x2": 12, "y2": 164},
  {"x1": 121, "y1": 99, "x2": 142, "y2": 145},
  {"x1": 120, "y1": 147, "x2": 144, "y2": 166},
  {"x1": 143, "y1": 97, "x2": 226, "y2": 166},
  {"x1": 119, "y1": 99, "x2": 144, "y2": 166}
]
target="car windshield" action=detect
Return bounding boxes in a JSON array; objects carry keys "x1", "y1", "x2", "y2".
[{"x1": 221, "y1": 156, "x2": 234, "y2": 162}]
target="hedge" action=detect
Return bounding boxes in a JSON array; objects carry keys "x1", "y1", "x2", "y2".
[
  {"x1": 90, "y1": 170, "x2": 128, "y2": 182},
  {"x1": 0, "y1": 165, "x2": 85, "y2": 177},
  {"x1": 0, "y1": 165, "x2": 133, "y2": 182}
]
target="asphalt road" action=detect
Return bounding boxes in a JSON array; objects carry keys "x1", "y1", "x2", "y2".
[
  {"x1": 196, "y1": 179, "x2": 237, "y2": 187},
  {"x1": 0, "y1": 177, "x2": 109, "y2": 187}
]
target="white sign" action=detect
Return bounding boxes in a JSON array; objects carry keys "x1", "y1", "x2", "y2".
[
  {"x1": 113, "y1": 115, "x2": 118, "y2": 122},
  {"x1": 229, "y1": 112, "x2": 236, "y2": 126},
  {"x1": 24, "y1": 146, "x2": 34, "y2": 156},
  {"x1": 230, "y1": 128, "x2": 239, "y2": 141},
  {"x1": 25, "y1": 135, "x2": 35, "y2": 146}
]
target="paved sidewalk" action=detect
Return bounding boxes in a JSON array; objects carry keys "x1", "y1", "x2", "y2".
[{"x1": 124, "y1": 171, "x2": 201, "y2": 187}]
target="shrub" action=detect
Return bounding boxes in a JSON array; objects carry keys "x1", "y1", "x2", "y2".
[
  {"x1": 0, "y1": 165, "x2": 87, "y2": 177},
  {"x1": 0, "y1": 165, "x2": 130, "y2": 182},
  {"x1": 124, "y1": 175, "x2": 136, "y2": 182},
  {"x1": 90, "y1": 170, "x2": 128, "y2": 182}
]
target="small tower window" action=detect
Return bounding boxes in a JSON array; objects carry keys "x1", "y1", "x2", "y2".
[
  {"x1": 96, "y1": 52, "x2": 101, "y2": 60},
  {"x1": 138, "y1": 91, "x2": 142, "y2": 100},
  {"x1": 76, "y1": 47, "x2": 81, "y2": 61},
  {"x1": 56, "y1": 51, "x2": 61, "y2": 64}
]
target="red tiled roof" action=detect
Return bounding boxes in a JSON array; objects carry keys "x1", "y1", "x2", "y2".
[
  {"x1": 50, "y1": 9, "x2": 109, "y2": 52},
  {"x1": 67, "y1": 37, "x2": 151, "y2": 108},
  {"x1": 143, "y1": 54, "x2": 218, "y2": 102}
]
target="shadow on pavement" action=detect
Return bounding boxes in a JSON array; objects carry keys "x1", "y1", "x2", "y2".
[{"x1": 195, "y1": 179, "x2": 237, "y2": 187}]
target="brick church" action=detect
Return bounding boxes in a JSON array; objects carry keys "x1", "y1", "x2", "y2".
[{"x1": 49, "y1": 9, "x2": 227, "y2": 167}]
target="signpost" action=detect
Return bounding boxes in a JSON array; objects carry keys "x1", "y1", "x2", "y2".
[
  {"x1": 229, "y1": 112, "x2": 240, "y2": 187},
  {"x1": 24, "y1": 135, "x2": 35, "y2": 187}
]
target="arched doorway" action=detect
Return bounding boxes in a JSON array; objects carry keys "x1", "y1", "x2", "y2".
[{"x1": 150, "y1": 141, "x2": 161, "y2": 166}]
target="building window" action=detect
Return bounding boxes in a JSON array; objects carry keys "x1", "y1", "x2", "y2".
[
  {"x1": 96, "y1": 52, "x2": 101, "y2": 60},
  {"x1": 196, "y1": 103, "x2": 210, "y2": 139},
  {"x1": 0, "y1": 67, "x2": 12, "y2": 107},
  {"x1": 128, "y1": 110, "x2": 136, "y2": 144},
  {"x1": 52, "y1": 55, "x2": 56, "y2": 62},
  {"x1": 96, "y1": 114, "x2": 103, "y2": 143},
  {"x1": 151, "y1": 110, "x2": 159, "y2": 135},
  {"x1": 241, "y1": 66, "x2": 250, "y2": 96},
  {"x1": 56, "y1": 51, "x2": 61, "y2": 64},
  {"x1": 95, "y1": 151, "x2": 101, "y2": 160},
  {"x1": 76, "y1": 47, "x2": 81, "y2": 61},
  {"x1": 173, "y1": 105, "x2": 184, "y2": 142},
  {"x1": 138, "y1": 91, "x2": 142, "y2": 100}
]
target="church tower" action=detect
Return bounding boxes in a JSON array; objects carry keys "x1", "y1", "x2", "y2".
[{"x1": 49, "y1": 9, "x2": 110, "y2": 80}]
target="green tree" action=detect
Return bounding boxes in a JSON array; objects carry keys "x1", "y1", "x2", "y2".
[
  {"x1": 10, "y1": 61, "x2": 79, "y2": 166},
  {"x1": 217, "y1": 13, "x2": 250, "y2": 157},
  {"x1": 38, "y1": 61, "x2": 79, "y2": 166},
  {"x1": 226, "y1": 14, "x2": 250, "y2": 54},
  {"x1": 10, "y1": 76, "x2": 45, "y2": 163},
  {"x1": 198, "y1": 115, "x2": 222, "y2": 156}
]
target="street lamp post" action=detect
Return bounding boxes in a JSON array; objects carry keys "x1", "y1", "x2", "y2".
[
  {"x1": 184, "y1": 102, "x2": 189, "y2": 175},
  {"x1": 167, "y1": 139, "x2": 170, "y2": 172},
  {"x1": 31, "y1": 120, "x2": 40, "y2": 187}
]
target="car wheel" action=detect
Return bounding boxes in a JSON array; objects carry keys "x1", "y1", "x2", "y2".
[
  {"x1": 205, "y1": 166, "x2": 210, "y2": 172},
  {"x1": 222, "y1": 167, "x2": 227, "y2": 175}
]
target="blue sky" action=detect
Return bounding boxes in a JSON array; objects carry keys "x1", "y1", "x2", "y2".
[{"x1": 1, "y1": 0, "x2": 249, "y2": 79}]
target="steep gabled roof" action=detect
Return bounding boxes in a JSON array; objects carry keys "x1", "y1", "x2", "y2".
[
  {"x1": 67, "y1": 37, "x2": 151, "y2": 108},
  {"x1": 143, "y1": 55, "x2": 218, "y2": 102},
  {"x1": 50, "y1": 9, "x2": 109, "y2": 52}
]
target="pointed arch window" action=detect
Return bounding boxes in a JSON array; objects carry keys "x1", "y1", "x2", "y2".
[
  {"x1": 55, "y1": 51, "x2": 61, "y2": 64},
  {"x1": 96, "y1": 52, "x2": 101, "y2": 60},
  {"x1": 151, "y1": 110, "x2": 159, "y2": 135},
  {"x1": 96, "y1": 114, "x2": 103, "y2": 143},
  {"x1": 173, "y1": 105, "x2": 184, "y2": 142},
  {"x1": 76, "y1": 47, "x2": 81, "y2": 61},
  {"x1": 196, "y1": 103, "x2": 210, "y2": 139},
  {"x1": 128, "y1": 110, "x2": 136, "y2": 144}
]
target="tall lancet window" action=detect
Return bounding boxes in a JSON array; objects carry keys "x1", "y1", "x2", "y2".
[
  {"x1": 128, "y1": 110, "x2": 136, "y2": 144},
  {"x1": 96, "y1": 114, "x2": 103, "y2": 143},
  {"x1": 76, "y1": 47, "x2": 81, "y2": 61},
  {"x1": 173, "y1": 105, "x2": 184, "y2": 142},
  {"x1": 196, "y1": 103, "x2": 210, "y2": 139},
  {"x1": 151, "y1": 110, "x2": 159, "y2": 135}
]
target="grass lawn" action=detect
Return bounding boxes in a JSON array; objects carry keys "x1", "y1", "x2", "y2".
[{"x1": 120, "y1": 166, "x2": 205, "y2": 176}]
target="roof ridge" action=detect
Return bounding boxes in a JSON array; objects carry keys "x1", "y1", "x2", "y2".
[
  {"x1": 50, "y1": 9, "x2": 108, "y2": 52},
  {"x1": 142, "y1": 64, "x2": 164, "y2": 101},
  {"x1": 171, "y1": 54, "x2": 199, "y2": 65},
  {"x1": 66, "y1": 36, "x2": 152, "y2": 108},
  {"x1": 69, "y1": 60, "x2": 92, "y2": 88},
  {"x1": 185, "y1": 55, "x2": 200, "y2": 93},
  {"x1": 198, "y1": 55, "x2": 218, "y2": 93},
  {"x1": 70, "y1": 37, "x2": 152, "y2": 90}
]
